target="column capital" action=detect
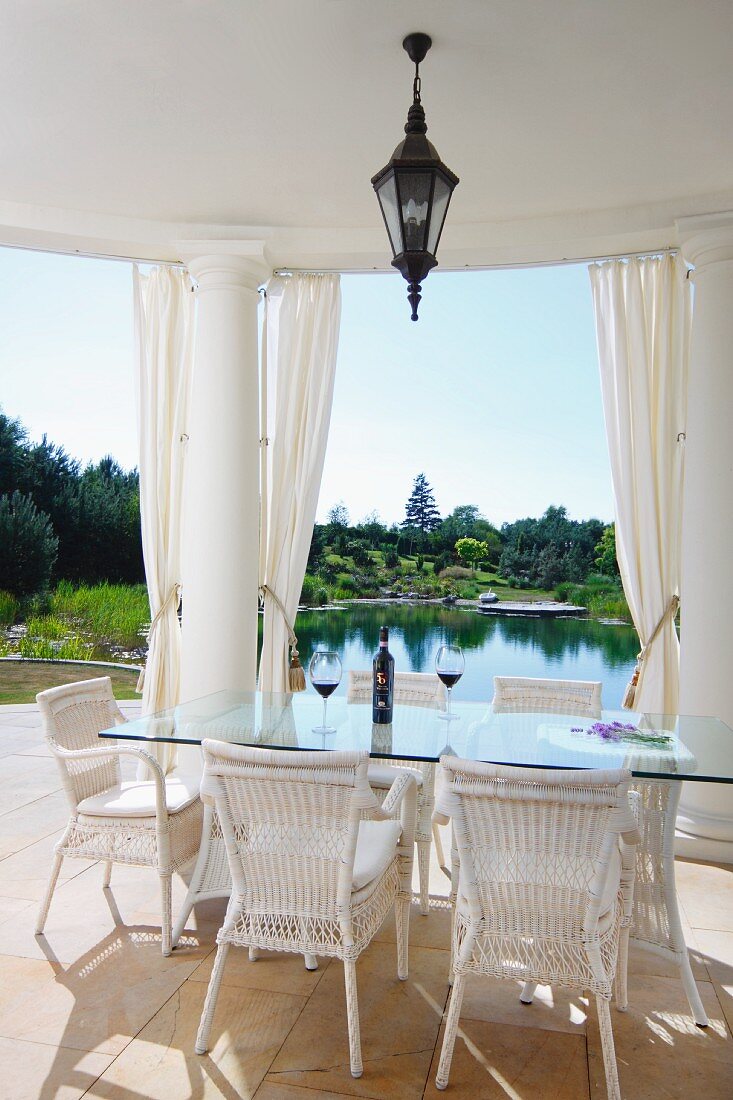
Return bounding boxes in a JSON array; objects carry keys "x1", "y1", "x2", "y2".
[
  {"x1": 175, "y1": 239, "x2": 273, "y2": 293},
  {"x1": 676, "y1": 211, "x2": 733, "y2": 272}
]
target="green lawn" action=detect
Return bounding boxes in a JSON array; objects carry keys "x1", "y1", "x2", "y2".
[{"x1": 0, "y1": 661, "x2": 141, "y2": 706}]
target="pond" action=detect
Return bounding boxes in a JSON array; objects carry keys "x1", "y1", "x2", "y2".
[{"x1": 292, "y1": 603, "x2": 639, "y2": 709}]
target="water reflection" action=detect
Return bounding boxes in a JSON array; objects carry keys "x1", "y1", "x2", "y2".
[{"x1": 263, "y1": 604, "x2": 639, "y2": 710}]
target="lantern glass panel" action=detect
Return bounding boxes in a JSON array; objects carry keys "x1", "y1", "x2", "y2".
[
  {"x1": 375, "y1": 174, "x2": 402, "y2": 257},
  {"x1": 427, "y1": 175, "x2": 452, "y2": 255},
  {"x1": 397, "y1": 172, "x2": 432, "y2": 252}
]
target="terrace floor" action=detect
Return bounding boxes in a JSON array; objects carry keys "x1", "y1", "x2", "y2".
[{"x1": 0, "y1": 701, "x2": 732, "y2": 1099}]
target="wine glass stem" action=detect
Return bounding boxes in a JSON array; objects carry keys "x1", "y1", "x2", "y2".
[
  {"x1": 323, "y1": 697, "x2": 328, "y2": 730},
  {"x1": 447, "y1": 687, "x2": 452, "y2": 717}
]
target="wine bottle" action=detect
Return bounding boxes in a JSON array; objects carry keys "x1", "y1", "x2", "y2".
[{"x1": 372, "y1": 625, "x2": 395, "y2": 724}]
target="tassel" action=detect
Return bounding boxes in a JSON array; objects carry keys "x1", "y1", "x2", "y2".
[
  {"x1": 622, "y1": 664, "x2": 640, "y2": 710},
  {"x1": 135, "y1": 666, "x2": 145, "y2": 694},
  {"x1": 289, "y1": 646, "x2": 306, "y2": 692}
]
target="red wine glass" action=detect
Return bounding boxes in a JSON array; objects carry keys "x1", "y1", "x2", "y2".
[
  {"x1": 435, "y1": 644, "x2": 464, "y2": 721},
  {"x1": 309, "y1": 650, "x2": 342, "y2": 734}
]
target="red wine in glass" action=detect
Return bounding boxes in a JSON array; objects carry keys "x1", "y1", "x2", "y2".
[
  {"x1": 436, "y1": 671, "x2": 462, "y2": 690},
  {"x1": 313, "y1": 680, "x2": 339, "y2": 699},
  {"x1": 435, "y1": 645, "x2": 465, "y2": 721},
  {"x1": 309, "y1": 650, "x2": 342, "y2": 733}
]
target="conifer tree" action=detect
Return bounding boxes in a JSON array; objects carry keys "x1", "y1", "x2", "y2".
[{"x1": 402, "y1": 473, "x2": 441, "y2": 538}]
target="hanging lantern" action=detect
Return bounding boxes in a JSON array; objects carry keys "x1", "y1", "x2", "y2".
[{"x1": 371, "y1": 33, "x2": 459, "y2": 321}]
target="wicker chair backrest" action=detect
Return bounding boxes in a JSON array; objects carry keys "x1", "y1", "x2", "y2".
[
  {"x1": 347, "y1": 670, "x2": 447, "y2": 708},
  {"x1": 439, "y1": 757, "x2": 633, "y2": 937},
  {"x1": 201, "y1": 742, "x2": 379, "y2": 922},
  {"x1": 37, "y1": 677, "x2": 123, "y2": 806},
  {"x1": 492, "y1": 676, "x2": 602, "y2": 717}
]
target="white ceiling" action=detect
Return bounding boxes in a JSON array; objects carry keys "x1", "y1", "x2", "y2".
[{"x1": 1, "y1": 0, "x2": 732, "y2": 266}]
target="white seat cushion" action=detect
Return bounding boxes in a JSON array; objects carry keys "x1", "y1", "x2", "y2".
[
  {"x1": 352, "y1": 819, "x2": 402, "y2": 891},
  {"x1": 367, "y1": 762, "x2": 423, "y2": 789},
  {"x1": 77, "y1": 774, "x2": 200, "y2": 819}
]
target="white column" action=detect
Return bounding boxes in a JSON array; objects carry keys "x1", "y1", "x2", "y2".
[
  {"x1": 676, "y1": 212, "x2": 733, "y2": 863},
  {"x1": 179, "y1": 252, "x2": 269, "y2": 701}
]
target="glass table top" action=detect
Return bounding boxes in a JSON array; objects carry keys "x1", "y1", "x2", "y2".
[{"x1": 100, "y1": 690, "x2": 733, "y2": 783}]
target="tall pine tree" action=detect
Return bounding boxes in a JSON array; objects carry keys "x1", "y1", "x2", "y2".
[{"x1": 402, "y1": 473, "x2": 441, "y2": 548}]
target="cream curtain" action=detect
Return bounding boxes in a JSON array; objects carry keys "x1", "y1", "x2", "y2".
[
  {"x1": 133, "y1": 265, "x2": 194, "y2": 772},
  {"x1": 589, "y1": 255, "x2": 691, "y2": 713},
  {"x1": 259, "y1": 274, "x2": 341, "y2": 692}
]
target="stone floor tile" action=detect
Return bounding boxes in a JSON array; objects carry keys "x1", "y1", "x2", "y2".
[
  {"x1": 268, "y1": 940, "x2": 450, "y2": 1098},
  {"x1": 0, "y1": 928, "x2": 202, "y2": 1055},
  {"x1": 0, "y1": 893, "x2": 34, "y2": 927},
  {"x1": 674, "y1": 859, "x2": 733, "y2": 931},
  {"x1": 373, "y1": 898, "x2": 453, "y2": 952},
  {"x1": 423, "y1": 1017, "x2": 590, "y2": 1099},
  {"x1": 85, "y1": 980, "x2": 307, "y2": 1100},
  {"x1": 0, "y1": 762, "x2": 64, "y2": 816},
  {"x1": 459, "y1": 975, "x2": 589, "y2": 1036},
  {"x1": 0, "y1": 789, "x2": 70, "y2": 861},
  {"x1": 688, "y1": 928, "x2": 733, "y2": 983},
  {"x1": 0, "y1": 833, "x2": 97, "y2": 901},
  {"x1": 256, "y1": 1081, "x2": 357, "y2": 1099},
  {"x1": 587, "y1": 972, "x2": 732, "y2": 1099},
  {"x1": 190, "y1": 944, "x2": 333, "y2": 997},
  {"x1": 627, "y1": 938, "x2": 709, "y2": 982},
  {"x1": 0, "y1": 1034, "x2": 114, "y2": 1100},
  {"x1": 692, "y1": 930, "x2": 733, "y2": 1035}
]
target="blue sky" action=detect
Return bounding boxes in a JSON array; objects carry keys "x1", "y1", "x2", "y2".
[{"x1": 0, "y1": 246, "x2": 614, "y2": 528}]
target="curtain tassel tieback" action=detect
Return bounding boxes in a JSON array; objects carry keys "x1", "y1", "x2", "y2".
[
  {"x1": 136, "y1": 583, "x2": 183, "y2": 694},
  {"x1": 259, "y1": 584, "x2": 306, "y2": 692},
  {"x1": 622, "y1": 594, "x2": 679, "y2": 710}
]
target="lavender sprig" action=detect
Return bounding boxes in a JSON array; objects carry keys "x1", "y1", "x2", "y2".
[{"x1": 570, "y1": 721, "x2": 673, "y2": 748}]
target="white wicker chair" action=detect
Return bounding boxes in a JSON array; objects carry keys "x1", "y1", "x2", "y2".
[
  {"x1": 194, "y1": 742, "x2": 417, "y2": 1079},
  {"x1": 492, "y1": 675, "x2": 603, "y2": 716},
  {"x1": 35, "y1": 677, "x2": 203, "y2": 956},
  {"x1": 347, "y1": 669, "x2": 447, "y2": 915},
  {"x1": 434, "y1": 757, "x2": 639, "y2": 1100},
  {"x1": 491, "y1": 675, "x2": 709, "y2": 1025}
]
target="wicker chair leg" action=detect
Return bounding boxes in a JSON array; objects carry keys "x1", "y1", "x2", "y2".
[
  {"x1": 435, "y1": 972, "x2": 466, "y2": 1090},
  {"x1": 417, "y1": 839, "x2": 430, "y2": 915},
  {"x1": 171, "y1": 804, "x2": 221, "y2": 949},
  {"x1": 159, "y1": 872, "x2": 173, "y2": 957},
  {"x1": 395, "y1": 896, "x2": 410, "y2": 980},
  {"x1": 343, "y1": 959, "x2": 363, "y2": 1078},
  {"x1": 679, "y1": 950, "x2": 708, "y2": 1027},
  {"x1": 304, "y1": 953, "x2": 318, "y2": 970},
  {"x1": 249, "y1": 946, "x2": 260, "y2": 961},
  {"x1": 432, "y1": 820, "x2": 448, "y2": 875},
  {"x1": 595, "y1": 995, "x2": 621, "y2": 1100},
  {"x1": 520, "y1": 981, "x2": 537, "y2": 1004},
  {"x1": 615, "y1": 927, "x2": 629, "y2": 1011},
  {"x1": 36, "y1": 850, "x2": 64, "y2": 935},
  {"x1": 102, "y1": 861, "x2": 113, "y2": 889},
  {"x1": 195, "y1": 942, "x2": 230, "y2": 1054}
]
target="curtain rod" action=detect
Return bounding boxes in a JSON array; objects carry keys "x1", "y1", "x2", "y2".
[
  {"x1": 275, "y1": 246, "x2": 679, "y2": 277},
  {"x1": 0, "y1": 241, "x2": 185, "y2": 268},
  {"x1": 2, "y1": 239, "x2": 678, "y2": 275}
]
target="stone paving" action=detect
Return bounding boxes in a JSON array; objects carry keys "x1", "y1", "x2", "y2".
[{"x1": 0, "y1": 701, "x2": 731, "y2": 1099}]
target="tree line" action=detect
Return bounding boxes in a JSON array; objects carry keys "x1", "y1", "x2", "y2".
[
  {"x1": 310, "y1": 473, "x2": 618, "y2": 588},
  {"x1": 0, "y1": 410, "x2": 143, "y2": 596}
]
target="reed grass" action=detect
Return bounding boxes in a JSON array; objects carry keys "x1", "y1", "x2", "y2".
[
  {"x1": 51, "y1": 581, "x2": 150, "y2": 645},
  {"x1": 24, "y1": 615, "x2": 68, "y2": 640},
  {"x1": 0, "y1": 591, "x2": 18, "y2": 629}
]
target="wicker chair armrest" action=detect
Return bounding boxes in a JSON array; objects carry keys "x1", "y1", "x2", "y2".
[
  {"x1": 369, "y1": 771, "x2": 418, "y2": 849},
  {"x1": 374, "y1": 770, "x2": 416, "y2": 817},
  {"x1": 49, "y1": 743, "x2": 169, "y2": 820}
]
